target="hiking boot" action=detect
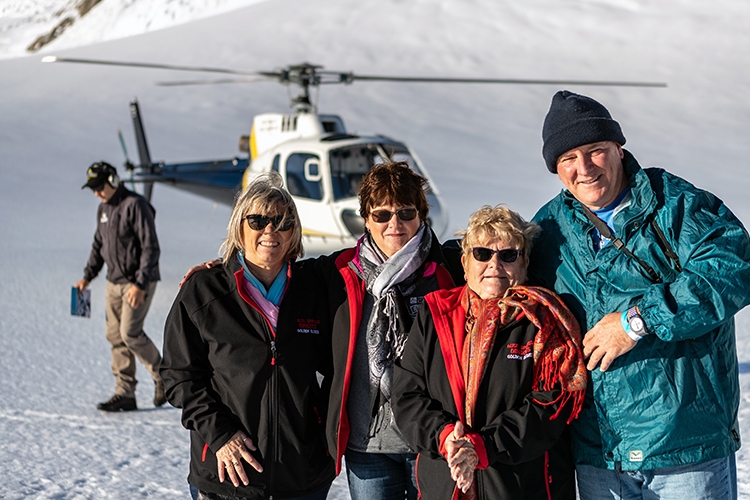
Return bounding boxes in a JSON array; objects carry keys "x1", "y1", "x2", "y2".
[
  {"x1": 97, "y1": 394, "x2": 137, "y2": 412},
  {"x1": 153, "y1": 380, "x2": 167, "y2": 407}
]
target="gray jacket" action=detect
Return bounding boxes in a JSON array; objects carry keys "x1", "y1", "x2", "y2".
[{"x1": 83, "y1": 186, "x2": 160, "y2": 289}]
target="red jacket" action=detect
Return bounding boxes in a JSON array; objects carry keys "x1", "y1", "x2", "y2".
[
  {"x1": 392, "y1": 286, "x2": 576, "y2": 500},
  {"x1": 322, "y1": 232, "x2": 456, "y2": 473}
]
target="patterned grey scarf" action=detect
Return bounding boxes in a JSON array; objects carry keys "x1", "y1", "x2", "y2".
[{"x1": 352, "y1": 224, "x2": 432, "y2": 428}]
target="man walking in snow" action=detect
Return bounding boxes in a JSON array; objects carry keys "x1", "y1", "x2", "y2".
[
  {"x1": 530, "y1": 90, "x2": 750, "y2": 499},
  {"x1": 74, "y1": 161, "x2": 166, "y2": 412}
]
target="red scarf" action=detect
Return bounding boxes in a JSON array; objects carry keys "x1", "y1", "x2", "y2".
[{"x1": 455, "y1": 285, "x2": 586, "y2": 500}]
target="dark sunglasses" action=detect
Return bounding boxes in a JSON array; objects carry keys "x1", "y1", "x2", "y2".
[
  {"x1": 470, "y1": 247, "x2": 521, "y2": 263},
  {"x1": 245, "y1": 214, "x2": 294, "y2": 232},
  {"x1": 369, "y1": 208, "x2": 418, "y2": 223}
]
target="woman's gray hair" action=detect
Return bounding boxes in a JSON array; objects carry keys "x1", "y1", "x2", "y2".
[
  {"x1": 457, "y1": 205, "x2": 540, "y2": 257},
  {"x1": 220, "y1": 172, "x2": 303, "y2": 262}
]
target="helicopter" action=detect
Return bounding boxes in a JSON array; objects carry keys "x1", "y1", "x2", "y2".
[{"x1": 43, "y1": 57, "x2": 666, "y2": 254}]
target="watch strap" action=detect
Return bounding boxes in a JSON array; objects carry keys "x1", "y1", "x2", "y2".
[{"x1": 621, "y1": 307, "x2": 646, "y2": 342}]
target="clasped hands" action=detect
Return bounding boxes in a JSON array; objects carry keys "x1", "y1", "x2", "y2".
[
  {"x1": 215, "y1": 430, "x2": 263, "y2": 487},
  {"x1": 444, "y1": 421, "x2": 479, "y2": 493}
]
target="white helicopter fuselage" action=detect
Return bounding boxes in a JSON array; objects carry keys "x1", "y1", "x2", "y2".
[{"x1": 242, "y1": 111, "x2": 449, "y2": 256}]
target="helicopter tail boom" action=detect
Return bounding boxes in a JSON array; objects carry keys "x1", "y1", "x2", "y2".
[
  {"x1": 127, "y1": 98, "x2": 245, "y2": 205},
  {"x1": 133, "y1": 158, "x2": 246, "y2": 206}
]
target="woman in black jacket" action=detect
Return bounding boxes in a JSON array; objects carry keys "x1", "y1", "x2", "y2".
[
  {"x1": 321, "y1": 162, "x2": 457, "y2": 500},
  {"x1": 392, "y1": 205, "x2": 587, "y2": 499},
  {"x1": 161, "y1": 173, "x2": 334, "y2": 500}
]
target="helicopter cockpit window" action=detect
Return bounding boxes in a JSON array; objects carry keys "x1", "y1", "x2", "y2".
[
  {"x1": 330, "y1": 143, "x2": 423, "y2": 201},
  {"x1": 286, "y1": 153, "x2": 322, "y2": 200},
  {"x1": 330, "y1": 146, "x2": 373, "y2": 200},
  {"x1": 372, "y1": 145, "x2": 425, "y2": 176}
]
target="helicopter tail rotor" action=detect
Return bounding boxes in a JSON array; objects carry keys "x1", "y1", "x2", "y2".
[{"x1": 117, "y1": 128, "x2": 137, "y2": 191}]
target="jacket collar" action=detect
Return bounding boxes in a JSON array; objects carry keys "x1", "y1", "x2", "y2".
[
  {"x1": 224, "y1": 252, "x2": 295, "y2": 298},
  {"x1": 337, "y1": 226, "x2": 447, "y2": 274},
  {"x1": 105, "y1": 185, "x2": 128, "y2": 206}
]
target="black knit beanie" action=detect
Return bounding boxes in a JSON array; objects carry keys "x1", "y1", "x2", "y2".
[{"x1": 542, "y1": 90, "x2": 626, "y2": 173}]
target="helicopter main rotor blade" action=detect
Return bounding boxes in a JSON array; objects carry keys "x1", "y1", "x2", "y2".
[
  {"x1": 42, "y1": 57, "x2": 666, "y2": 88},
  {"x1": 41, "y1": 56, "x2": 260, "y2": 76},
  {"x1": 157, "y1": 77, "x2": 271, "y2": 86},
  {"x1": 346, "y1": 74, "x2": 667, "y2": 88}
]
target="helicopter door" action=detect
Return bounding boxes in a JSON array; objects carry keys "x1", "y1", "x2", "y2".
[{"x1": 284, "y1": 152, "x2": 340, "y2": 242}]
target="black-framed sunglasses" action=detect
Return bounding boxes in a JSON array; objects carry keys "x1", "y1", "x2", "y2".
[
  {"x1": 245, "y1": 214, "x2": 294, "y2": 232},
  {"x1": 369, "y1": 208, "x2": 418, "y2": 223},
  {"x1": 470, "y1": 247, "x2": 522, "y2": 263}
]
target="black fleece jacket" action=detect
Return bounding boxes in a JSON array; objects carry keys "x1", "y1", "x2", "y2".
[
  {"x1": 160, "y1": 256, "x2": 334, "y2": 499},
  {"x1": 83, "y1": 185, "x2": 160, "y2": 290},
  {"x1": 392, "y1": 287, "x2": 576, "y2": 500}
]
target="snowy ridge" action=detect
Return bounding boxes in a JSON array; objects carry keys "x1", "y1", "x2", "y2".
[{"x1": 0, "y1": 0, "x2": 267, "y2": 59}]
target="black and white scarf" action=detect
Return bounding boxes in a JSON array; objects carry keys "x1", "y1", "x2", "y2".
[{"x1": 352, "y1": 224, "x2": 432, "y2": 429}]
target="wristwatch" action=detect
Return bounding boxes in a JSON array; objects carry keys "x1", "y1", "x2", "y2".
[{"x1": 626, "y1": 306, "x2": 646, "y2": 339}]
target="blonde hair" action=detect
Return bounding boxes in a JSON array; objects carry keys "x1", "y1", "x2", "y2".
[
  {"x1": 220, "y1": 172, "x2": 303, "y2": 262},
  {"x1": 457, "y1": 205, "x2": 540, "y2": 257}
]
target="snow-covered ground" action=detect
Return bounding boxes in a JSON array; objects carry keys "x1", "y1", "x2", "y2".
[{"x1": 1, "y1": 0, "x2": 750, "y2": 498}]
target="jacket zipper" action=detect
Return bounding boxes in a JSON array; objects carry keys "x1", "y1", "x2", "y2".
[
  {"x1": 476, "y1": 469, "x2": 483, "y2": 500},
  {"x1": 233, "y1": 265, "x2": 289, "y2": 498},
  {"x1": 269, "y1": 336, "x2": 278, "y2": 499},
  {"x1": 544, "y1": 450, "x2": 552, "y2": 499}
]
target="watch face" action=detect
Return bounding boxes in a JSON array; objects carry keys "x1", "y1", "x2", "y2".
[{"x1": 630, "y1": 317, "x2": 645, "y2": 333}]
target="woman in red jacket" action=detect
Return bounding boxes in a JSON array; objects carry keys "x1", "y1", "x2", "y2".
[
  {"x1": 322, "y1": 162, "x2": 457, "y2": 500},
  {"x1": 392, "y1": 205, "x2": 587, "y2": 499}
]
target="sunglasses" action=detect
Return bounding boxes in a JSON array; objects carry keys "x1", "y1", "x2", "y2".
[
  {"x1": 470, "y1": 247, "x2": 522, "y2": 263},
  {"x1": 245, "y1": 214, "x2": 294, "y2": 232},
  {"x1": 369, "y1": 208, "x2": 418, "y2": 223}
]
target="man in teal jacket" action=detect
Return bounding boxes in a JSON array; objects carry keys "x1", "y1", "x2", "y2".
[{"x1": 530, "y1": 90, "x2": 750, "y2": 499}]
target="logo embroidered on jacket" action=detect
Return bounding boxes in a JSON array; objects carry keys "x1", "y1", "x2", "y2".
[
  {"x1": 506, "y1": 340, "x2": 534, "y2": 360},
  {"x1": 408, "y1": 296, "x2": 424, "y2": 319},
  {"x1": 100, "y1": 213, "x2": 109, "y2": 224},
  {"x1": 629, "y1": 450, "x2": 643, "y2": 462},
  {"x1": 296, "y1": 318, "x2": 320, "y2": 334}
]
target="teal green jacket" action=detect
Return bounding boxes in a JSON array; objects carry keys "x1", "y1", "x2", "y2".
[{"x1": 530, "y1": 150, "x2": 750, "y2": 471}]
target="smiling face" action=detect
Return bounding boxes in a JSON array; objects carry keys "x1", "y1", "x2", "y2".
[
  {"x1": 365, "y1": 203, "x2": 422, "y2": 258},
  {"x1": 240, "y1": 203, "x2": 294, "y2": 281},
  {"x1": 462, "y1": 238, "x2": 528, "y2": 300},
  {"x1": 555, "y1": 141, "x2": 628, "y2": 209}
]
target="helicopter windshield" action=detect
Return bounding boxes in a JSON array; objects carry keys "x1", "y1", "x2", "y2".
[{"x1": 329, "y1": 143, "x2": 422, "y2": 201}]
